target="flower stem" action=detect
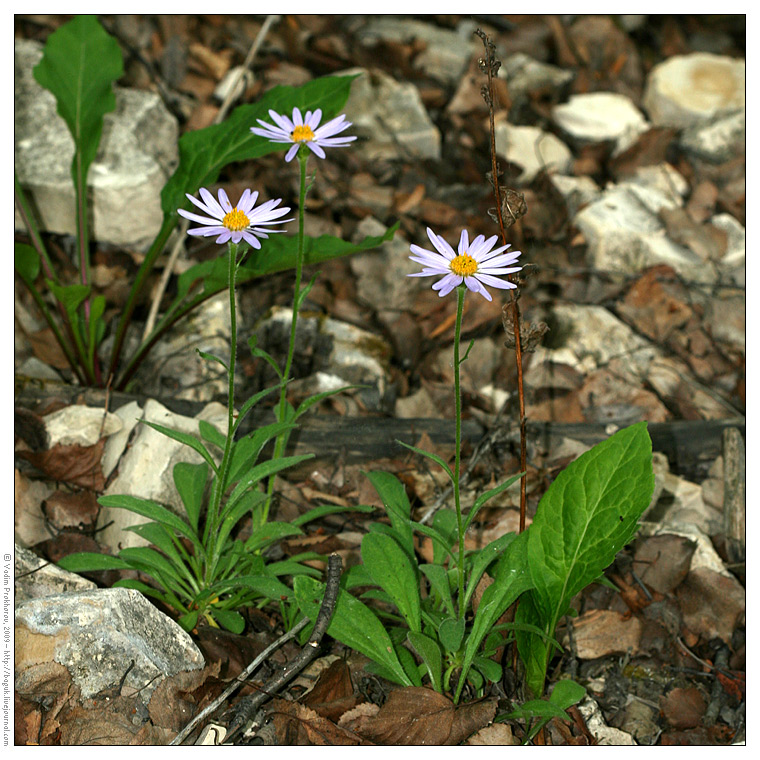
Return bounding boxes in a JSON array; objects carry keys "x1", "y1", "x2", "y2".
[
  {"x1": 204, "y1": 240, "x2": 239, "y2": 582},
  {"x1": 262, "y1": 147, "x2": 309, "y2": 526},
  {"x1": 453, "y1": 284, "x2": 466, "y2": 614}
]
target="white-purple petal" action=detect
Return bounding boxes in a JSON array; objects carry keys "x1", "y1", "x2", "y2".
[
  {"x1": 217, "y1": 188, "x2": 232, "y2": 213},
  {"x1": 285, "y1": 143, "x2": 300, "y2": 162},
  {"x1": 242, "y1": 231, "x2": 263, "y2": 249},
  {"x1": 199, "y1": 187, "x2": 225, "y2": 219},
  {"x1": 307, "y1": 108, "x2": 322, "y2": 129},
  {"x1": 464, "y1": 276, "x2": 492, "y2": 301},
  {"x1": 269, "y1": 110, "x2": 294, "y2": 133},
  {"x1": 292, "y1": 107, "x2": 303, "y2": 126},
  {"x1": 178, "y1": 209, "x2": 224, "y2": 226},
  {"x1": 458, "y1": 229, "x2": 469, "y2": 254},
  {"x1": 307, "y1": 142, "x2": 326, "y2": 159},
  {"x1": 426, "y1": 228, "x2": 455, "y2": 260},
  {"x1": 474, "y1": 272, "x2": 517, "y2": 290}
]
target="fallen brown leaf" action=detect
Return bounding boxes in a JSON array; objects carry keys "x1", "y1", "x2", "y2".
[
  {"x1": 302, "y1": 658, "x2": 359, "y2": 722},
  {"x1": 269, "y1": 698, "x2": 371, "y2": 746},
  {"x1": 42, "y1": 489, "x2": 99, "y2": 531},
  {"x1": 660, "y1": 686, "x2": 707, "y2": 730},
  {"x1": 20, "y1": 439, "x2": 106, "y2": 490},
  {"x1": 148, "y1": 664, "x2": 220, "y2": 732}
]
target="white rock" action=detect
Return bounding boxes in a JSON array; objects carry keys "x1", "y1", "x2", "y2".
[
  {"x1": 44, "y1": 405, "x2": 123, "y2": 448},
  {"x1": 15, "y1": 588, "x2": 204, "y2": 705},
  {"x1": 494, "y1": 122, "x2": 573, "y2": 184},
  {"x1": 353, "y1": 17, "x2": 478, "y2": 84},
  {"x1": 16, "y1": 357, "x2": 62, "y2": 382},
  {"x1": 500, "y1": 53, "x2": 573, "y2": 102},
  {"x1": 680, "y1": 109, "x2": 745, "y2": 164},
  {"x1": 550, "y1": 174, "x2": 601, "y2": 218},
  {"x1": 97, "y1": 399, "x2": 228, "y2": 552},
  {"x1": 574, "y1": 182, "x2": 715, "y2": 282},
  {"x1": 14, "y1": 543, "x2": 96, "y2": 603},
  {"x1": 341, "y1": 67, "x2": 441, "y2": 160},
  {"x1": 578, "y1": 696, "x2": 637, "y2": 745},
  {"x1": 712, "y1": 213, "x2": 745, "y2": 287},
  {"x1": 101, "y1": 400, "x2": 143, "y2": 479},
  {"x1": 552, "y1": 92, "x2": 649, "y2": 154},
  {"x1": 705, "y1": 289, "x2": 745, "y2": 350},
  {"x1": 14, "y1": 40, "x2": 179, "y2": 250},
  {"x1": 643, "y1": 53, "x2": 745, "y2": 129}
]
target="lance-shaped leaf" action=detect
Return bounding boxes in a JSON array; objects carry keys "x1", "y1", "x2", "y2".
[{"x1": 33, "y1": 15, "x2": 123, "y2": 189}]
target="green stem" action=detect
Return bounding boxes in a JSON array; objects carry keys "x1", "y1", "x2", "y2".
[
  {"x1": 14, "y1": 173, "x2": 59, "y2": 285},
  {"x1": 204, "y1": 241, "x2": 239, "y2": 583},
  {"x1": 453, "y1": 284, "x2": 466, "y2": 614},
  {"x1": 262, "y1": 147, "x2": 309, "y2": 526}
]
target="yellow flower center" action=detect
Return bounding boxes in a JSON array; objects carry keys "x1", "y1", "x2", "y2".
[
  {"x1": 450, "y1": 253, "x2": 478, "y2": 277},
  {"x1": 222, "y1": 208, "x2": 250, "y2": 231},
  {"x1": 291, "y1": 124, "x2": 315, "y2": 142}
]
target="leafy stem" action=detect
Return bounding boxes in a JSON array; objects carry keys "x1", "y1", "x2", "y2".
[{"x1": 453, "y1": 284, "x2": 466, "y2": 613}]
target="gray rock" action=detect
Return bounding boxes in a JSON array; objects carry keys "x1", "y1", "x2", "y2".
[
  {"x1": 680, "y1": 109, "x2": 745, "y2": 164},
  {"x1": 16, "y1": 357, "x2": 62, "y2": 382},
  {"x1": 43, "y1": 405, "x2": 123, "y2": 448},
  {"x1": 97, "y1": 400, "x2": 228, "y2": 552},
  {"x1": 550, "y1": 174, "x2": 601, "y2": 218},
  {"x1": 552, "y1": 92, "x2": 649, "y2": 154},
  {"x1": 15, "y1": 588, "x2": 204, "y2": 705},
  {"x1": 494, "y1": 122, "x2": 572, "y2": 184},
  {"x1": 15, "y1": 543, "x2": 96, "y2": 603},
  {"x1": 642, "y1": 53, "x2": 745, "y2": 129},
  {"x1": 644, "y1": 470, "x2": 722, "y2": 536},
  {"x1": 500, "y1": 53, "x2": 573, "y2": 103},
  {"x1": 705, "y1": 288, "x2": 745, "y2": 350},
  {"x1": 578, "y1": 696, "x2": 637, "y2": 746},
  {"x1": 352, "y1": 16, "x2": 478, "y2": 84},
  {"x1": 14, "y1": 39, "x2": 179, "y2": 250},
  {"x1": 341, "y1": 68, "x2": 441, "y2": 160},
  {"x1": 712, "y1": 213, "x2": 745, "y2": 287}
]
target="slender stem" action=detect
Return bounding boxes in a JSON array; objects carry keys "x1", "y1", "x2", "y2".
[
  {"x1": 453, "y1": 284, "x2": 466, "y2": 613},
  {"x1": 14, "y1": 173, "x2": 58, "y2": 285},
  {"x1": 262, "y1": 147, "x2": 308, "y2": 526},
  {"x1": 204, "y1": 241, "x2": 239, "y2": 583}
]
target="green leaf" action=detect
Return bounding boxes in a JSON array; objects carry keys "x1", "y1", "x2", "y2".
[
  {"x1": 142, "y1": 421, "x2": 219, "y2": 473},
  {"x1": 87, "y1": 295, "x2": 107, "y2": 361},
  {"x1": 97, "y1": 494, "x2": 200, "y2": 549},
  {"x1": 118, "y1": 546, "x2": 191, "y2": 594},
  {"x1": 162, "y1": 75, "x2": 357, "y2": 220},
  {"x1": 549, "y1": 679, "x2": 586, "y2": 711},
  {"x1": 463, "y1": 472, "x2": 524, "y2": 533},
  {"x1": 463, "y1": 532, "x2": 517, "y2": 611},
  {"x1": 225, "y1": 421, "x2": 296, "y2": 486},
  {"x1": 124, "y1": 521, "x2": 196, "y2": 583},
  {"x1": 14, "y1": 243, "x2": 40, "y2": 283},
  {"x1": 173, "y1": 462, "x2": 208, "y2": 531},
  {"x1": 515, "y1": 592, "x2": 552, "y2": 699},
  {"x1": 197, "y1": 349, "x2": 228, "y2": 372},
  {"x1": 178, "y1": 610, "x2": 200, "y2": 631},
  {"x1": 396, "y1": 440, "x2": 454, "y2": 482},
  {"x1": 216, "y1": 490, "x2": 267, "y2": 549},
  {"x1": 529, "y1": 422, "x2": 654, "y2": 625},
  {"x1": 419, "y1": 564, "x2": 455, "y2": 618},
  {"x1": 210, "y1": 609, "x2": 245, "y2": 634},
  {"x1": 244, "y1": 521, "x2": 303, "y2": 553},
  {"x1": 361, "y1": 532, "x2": 421, "y2": 634},
  {"x1": 226, "y1": 454, "x2": 313, "y2": 511},
  {"x1": 113, "y1": 578, "x2": 172, "y2": 605},
  {"x1": 294, "y1": 575, "x2": 413, "y2": 687},
  {"x1": 47, "y1": 281, "x2": 91, "y2": 323},
  {"x1": 232, "y1": 384, "x2": 282, "y2": 433},
  {"x1": 364, "y1": 471, "x2": 415, "y2": 562},
  {"x1": 32, "y1": 15, "x2": 123, "y2": 188},
  {"x1": 430, "y1": 510, "x2": 459, "y2": 566},
  {"x1": 292, "y1": 502, "x2": 375, "y2": 528},
  {"x1": 210, "y1": 574, "x2": 293, "y2": 601},
  {"x1": 407, "y1": 631, "x2": 443, "y2": 692},
  {"x1": 499, "y1": 699, "x2": 573, "y2": 724},
  {"x1": 57, "y1": 552, "x2": 133, "y2": 573},
  {"x1": 472, "y1": 655, "x2": 502, "y2": 684},
  {"x1": 438, "y1": 616, "x2": 465, "y2": 653},
  {"x1": 456, "y1": 530, "x2": 534, "y2": 703}
]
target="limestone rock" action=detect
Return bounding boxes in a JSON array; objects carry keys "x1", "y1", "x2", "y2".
[
  {"x1": 642, "y1": 53, "x2": 745, "y2": 129},
  {"x1": 97, "y1": 400, "x2": 228, "y2": 552},
  {"x1": 552, "y1": 92, "x2": 649, "y2": 154},
  {"x1": 680, "y1": 109, "x2": 745, "y2": 164},
  {"x1": 711, "y1": 213, "x2": 745, "y2": 288},
  {"x1": 15, "y1": 543, "x2": 96, "y2": 603},
  {"x1": 550, "y1": 174, "x2": 601, "y2": 218},
  {"x1": 44, "y1": 405, "x2": 123, "y2": 448},
  {"x1": 341, "y1": 68, "x2": 441, "y2": 160},
  {"x1": 15, "y1": 588, "x2": 204, "y2": 706},
  {"x1": 352, "y1": 17, "x2": 478, "y2": 85},
  {"x1": 14, "y1": 39, "x2": 179, "y2": 250},
  {"x1": 494, "y1": 122, "x2": 573, "y2": 184},
  {"x1": 500, "y1": 53, "x2": 573, "y2": 103}
]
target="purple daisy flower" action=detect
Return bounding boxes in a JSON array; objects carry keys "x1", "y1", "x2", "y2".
[
  {"x1": 251, "y1": 107, "x2": 356, "y2": 162},
  {"x1": 178, "y1": 187, "x2": 292, "y2": 249},
  {"x1": 408, "y1": 227, "x2": 522, "y2": 302}
]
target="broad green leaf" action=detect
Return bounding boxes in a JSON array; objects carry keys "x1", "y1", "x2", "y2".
[
  {"x1": 124, "y1": 521, "x2": 196, "y2": 585},
  {"x1": 57, "y1": 552, "x2": 133, "y2": 573},
  {"x1": 47, "y1": 281, "x2": 90, "y2": 322},
  {"x1": 472, "y1": 655, "x2": 502, "y2": 683},
  {"x1": 14, "y1": 243, "x2": 40, "y2": 283},
  {"x1": 462, "y1": 472, "x2": 524, "y2": 532},
  {"x1": 364, "y1": 471, "x2": 414, "y2": 561},
  {"x1": 515, "y1": 591, "x2": 553, "y2": 699},
  {"x1": 292, "y1": 502, "x2": 375, "y2": 528},
  {"x1": 438, "y1": 616, "x2": 465, "y2": 653},
  {"x1": 118, "y1": 546, "x2": 193, "y2": 594},
  {"x1": 294, "y1": 575, "x2": 413, "y2": 687},
  {"x1": 529, "y1": 422, "x2": 654, "y2": 625},
  {"x1": 210, "y1": 609, "x2": 245, "y2": 634},
  {"x1": 456, "y1": 530, "x2": 534, "y2": 703},
  {"x1": 216, "y1": 490, "x2": 267, "y2": 549},
  {"x1": 178, "y1": 610, "x2": 200, "y2": 631},
  {"x1": 198, "y1": 419, "x2": 226, "y2": 450},
  {"x1": 431, "y1": 510, "x2": 459, "y2": 565},
  {"x1": 225, "y1": 421, "x2": 296, "y2": 486},
  {"x1": 142, "y1": 421, "x2": 219, "y2": 473},
  {"x1": 162, "y1": 75, "x2": 358, "y2": 219},
  {"x1": 361, "y1": 532, "x2": 421, "y2": 634},
  {"x1": 173, "y1": 462, "x2": 208, "y2": 531},
  {"x1": 499, "y1": 699, "x2": 573, "y2": 724},
  {"x1": 33, "y1": 15, "x2": 123, "y2": 188},
  {"x1": 395, "y1": 642, "x2": 423, "y2": 687},
  {"x1": 549, "y1": 679, "x2": 586, "y2": 710},
  {"x1": 210, "y1": 574, "x2": 293, "y2": 601},
  {"x1": 407, "y1": 631, "x2": 443, "y2": 692}
]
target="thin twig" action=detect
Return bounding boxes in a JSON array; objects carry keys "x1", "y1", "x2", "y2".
[
  {"x1": 224, "y1": 552, "x2": 343, "y2": 743},
  {"x1": 142, "y1": 14, "x2": 280, "y2": 343},
  {"x1": 171, "y1": 553, "x2": 342, "y2": 746}
]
